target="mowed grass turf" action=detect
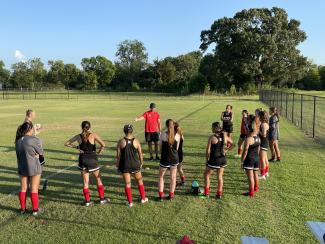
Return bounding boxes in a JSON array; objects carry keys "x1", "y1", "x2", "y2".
[{"x1": 0, "y1": 96, "x2": 324, "y2": 244}]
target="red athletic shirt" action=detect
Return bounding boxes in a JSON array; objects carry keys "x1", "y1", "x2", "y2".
[
  {"x1": 143, "y1": 111, "x2": 160, "y2": 132},
  {"x1": 240, "y1": 117, "x2": 248, "y2": 135}
]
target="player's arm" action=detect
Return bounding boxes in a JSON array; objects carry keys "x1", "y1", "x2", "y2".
[
  {"x1": 206, "y1": 137, "x2": 212, "y2": 163},
  {"x1": 116, "y1": 140, "x2": 122, "y2": 168},
  {"x1": 64, "y1": 135, "x2": 83, "y2": 153},
  {"x1": 241, "y1": 137, "x2": 251, "y2": 168},
  {"x1": 135, "y1": 139, "x2": 144, "y2": 167},
  {"x1": 94, "y1": 133, "x2": 106, "y2": 155},
  {"x1": 224, "y1": 134, "x2": 233, "y2": 152},
  {"x1": 175, "y1": 134, "x2": 180, "y2": 151},
  {"x1": 135, "y1": 114, "x2": 145, "y2": 122},
  {"x1": 231, "y1": 112, "x2": 234, "y2": 122},
  {"x1": 220, "y1": 112, "x2": 224, "y2": 121},
  {"x1": 261, "y1": 123, "x2": 267, "y2": 137},
  {"x1": 157, "y1": 118, "x2": 161, "y2": 132}
]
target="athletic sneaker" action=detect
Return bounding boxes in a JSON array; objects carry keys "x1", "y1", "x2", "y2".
[
  {"x1": 216, "y1": 195, "x2": 222, "y2": 199},
  {"x1": 126, "y1": 202, "x2": 133, "y2": 208},
  {"x1": 269, "y1": 157, "x2": 275, "y2": 162},
  {"x1": 141, "y1": 197, "x2": 149, "y2": 204},
  {"x1": 84, "y1": 201, "x2": 93, "y2": 207},
  {"x1": 32, "y1": 208, "x2": 44, "y2": 216},
  {"x1": 99, "y1": 198, "x2": 110, "y2": 205},
  {"x1": 149, "y1": 156, "x2": 154, "y2": 161},
  {"x1": 19, "y1": 208, "x2": 27, "y2": 215}
]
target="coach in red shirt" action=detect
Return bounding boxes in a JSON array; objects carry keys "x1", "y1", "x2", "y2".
[{"x1": 135, "y1": 103, "x2": 161, "y2": 161}]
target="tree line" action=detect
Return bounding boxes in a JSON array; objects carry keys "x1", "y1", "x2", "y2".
[{"x1": 0, "y1": 7, "x2": 324, "y2": 93}]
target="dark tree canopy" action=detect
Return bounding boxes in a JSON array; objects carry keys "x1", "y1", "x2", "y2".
[{"x1": 200, "y1": 7, "x2": 309, "y2": 88}]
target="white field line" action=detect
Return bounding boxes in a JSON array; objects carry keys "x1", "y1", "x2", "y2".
[{"x1": 1, "y1": 101, "x2": 212, "y2": 202}]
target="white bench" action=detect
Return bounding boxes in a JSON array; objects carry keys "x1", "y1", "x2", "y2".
[
  {"x1": 306, "y1": 221, "x2": 325, "y2": 244},
  {"x1": 241, "y1": 236, "x2": 269, "y2": 244}
]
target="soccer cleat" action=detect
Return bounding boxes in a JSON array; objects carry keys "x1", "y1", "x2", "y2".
[
  {"x1": 149, "y1": 156, "x2": 154, "y2": 161},
  {"x1": 32, "y1": 208, "x2": 44, "y2": 216},
  {"x1": 276, "y1": 159, "x2": 281, "y2": 163},
  {"x1": 234, "y1": 154, "x2": 241, "y2": 158},
  {"x1": 141, "y1": 197, "x2": 149, "y2": 204},
  {"x1": 126, "y1": 202, "x2": 133, "y2": 207},
  {"x1": 258, "y1": 175, "x2": 266, "y2": 180},
  {"x1": 269, "y1": 157, "x2": 275, "y2": 162},
  {"x1": 242, "y1": 192, "x2": 254, "y2": 198},
  {"x1": 99, "y1": 198, "x2": 110, "y2": 205},
  {"x1": 19, "y1": 208, "x2": 27, "y2": 215},
  {"x1": 216, "y1": 195, "x2": 222, "y2": 199},
  {"x1": 157, "y1": 197, "x2": 164, "y2": 202},
  {"x1": 167, "y1": 196, "x2": 174, "y2": 201},
  {"x1": 265, "y1": 172, "x2": 270, "y2": 177},
  {"x1": 84, "y1": 201, "x2": 93, "y2": 207},
  {"x1": 155, "y1": 156, "x2": 160, "y2": 161}
]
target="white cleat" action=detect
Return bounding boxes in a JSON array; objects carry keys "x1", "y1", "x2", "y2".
[
  {"x1": 141, "y1": 197, "x2": 149, "y2": 204},
  {"x1": 100, "y1": 198, "x2": 110, "y2": 205},
  {"x1": 126, "y1": 202, "x2": 133, "y2": 207},
  {"x1": 265, "y1": 172, "x2": 270, "y2": 177},
  {"x1": 84, "y1": 201, "x2": 93, "y2": 207},
  {"x1": 258, "y1": 175, "x2": 266, "y2": 180}
]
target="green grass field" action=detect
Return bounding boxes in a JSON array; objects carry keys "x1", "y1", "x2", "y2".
[{"x1": 0, "y1": 95, "x2": 324, "y2": 243}]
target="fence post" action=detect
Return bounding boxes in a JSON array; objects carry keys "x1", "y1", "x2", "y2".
[
  {"x1": 280, "y1": 91, "x2": 283, "y2": 114},
  {"x1": 312, "y1": 96, "x2": 316, "y2": 138},
  {"x1": 300, "y1": 94, "x2": 303, "y2": 129},
  {"x1": 292, "y1": 93, "x2": 295, "y2": 123},
  {"x1": 34, "y1": 89, "x2": 37, "y2": 99}
]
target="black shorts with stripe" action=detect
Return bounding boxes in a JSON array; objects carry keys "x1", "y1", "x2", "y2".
[
  {"x1": 145, "y1": 132, "x2": 159, "y2": 142},
  {"x1": 78, "y1": 154, "x2": 100, "y2": 172},
  {"x1": 260, "y1": 137, "x2": 269, "y2": 151},
  {"x1": 243, "y1": 157, "x2": 259, "y2": 171},
  {"x1": 207, "y1": 156, "x2": 227, "y2": 169}
]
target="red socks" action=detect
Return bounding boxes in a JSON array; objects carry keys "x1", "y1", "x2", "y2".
[
  {"x1": 138, "y1": 184, "x2": 146, "y2": 200},
  {"x1": 125, "y1": 187, "x2": 132, "y2": 204},
  {"x1": 83, "y1": 188, "x2": 90, "y2": 202},
  {"x1": 169, "y1": 192, "x2": 174, "y2": 198},
  {"x1": 19, "y1": 192, "x2": 26, "y2": 210},
  {"x1": 30, "y1": 192, "x2": 39, "y2": 211},
  {"x1": 265, "y1": 165, "x2": 269, "y2": 174},
  {"x1": 158, "y1": 191, "x2": 164, "y2": 198},
  {"x1": 204, "y1": 187, "x2": 210, "y2": 196},
  {"x1": 216, "y1": 190, "x2": 222, "y2": 197},
  {"x1": 260, "y1": 168, "x2": 266, "y2": 176},
  {"x1": 181, "y1": 176, "x2": 186, "y2": 183},
  {"x1": 238, "y1": 148, "x2": 242, "y2": 155},
  {"x1": 97, "y1": 184, "x2": 105, "y2": 199}
]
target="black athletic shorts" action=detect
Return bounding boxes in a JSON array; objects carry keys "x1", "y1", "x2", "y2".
[
  {"x1": 145, "y1": 132, "x2": 159, "y2": 142},
  {"x1": 78, "y1": 154, "x2": 100, "y2": 172},
  {"x1": 207, "y1": 156, "x2": 227, "y2": 169},
  {"x1": 243, "y1": 157, "x2": 259, "y2": 171},
  {"x1": 223, "y1": 123, "x2": 233, "y2": 133},
  {"x1": 260, "y1": 137, "x2": 269, "y2": 151},
  {"x1": 159, "y1": 161, "x2": 179, "y2": 168}
]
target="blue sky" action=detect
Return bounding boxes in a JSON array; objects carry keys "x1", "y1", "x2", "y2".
[{"x1": 1, "y1": 0, "x2": 324, "y2": 68}]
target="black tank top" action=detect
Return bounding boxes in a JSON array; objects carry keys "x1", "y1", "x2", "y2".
[
  {"x1": 222, "y1": 111, "x2": 233, "y2": 124},
  {"x1": 120, "y1": 138, "x2": 140, "y2": 165},
  {"x1": 79, "y1": 134, "x2": 96, "y2": 154},
  {"x1": 178, "y1": 137, "x2": 183, "y2": 153},
  {"x1": 259, "y1": 123, "x2": 269, "y2": 139},
  {"x1": 161, "y1": 132, "x2": 179, "y2": 164},
  {"x1": 210, "y1": 133, "x2": 224, "y2": 159},
  {"x1": 247, "y1": 136, "x2": 260, "y2": 160}
]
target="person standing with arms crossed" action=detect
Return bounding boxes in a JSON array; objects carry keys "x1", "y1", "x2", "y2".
[{"x1": 135, "y1": 103, "x2": 161, "y2": 161}]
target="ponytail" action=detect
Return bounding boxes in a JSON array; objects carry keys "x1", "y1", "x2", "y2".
[
  {"x1": 166, "y1": 119, "x2": 175, "y2": 146},
  {"x1": 174, "y1": 122, "x2": 183, "y2": 138},
  {"x1": 15, "y1": 122, "x2": 33, "y2": 143},
  {"x1": 81, "y1": 121, "x2": 91, "y2": 142}
]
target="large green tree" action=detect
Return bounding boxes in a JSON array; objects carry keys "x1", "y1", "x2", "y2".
[
  {"x1": 47, "y1": 60, "x2": 66, "y2": 85},
  {"x1": 200, "y1": 7, "x2": 309, "y2": 88},
  {"x1": 0, "y1": 60, "x2": 10, "y2": 88},
  {"x1": 115, "y1": 40, "x2": 148, "y2": 86},
  {"x1": 81, "y1": 56, "x2": 115, "y2": 89}
]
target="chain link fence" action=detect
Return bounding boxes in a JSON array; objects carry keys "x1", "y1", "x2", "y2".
[{"x1": 259, "y1": 89, "x2": 325, "y2": 144}]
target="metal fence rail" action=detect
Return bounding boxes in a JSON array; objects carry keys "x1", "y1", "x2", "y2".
[{"x1": 259, "y1": 89, "x2": 325, "y2": 144}]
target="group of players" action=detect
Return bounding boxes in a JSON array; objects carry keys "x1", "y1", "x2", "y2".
[{"x1": 14, "y1": 103, "x2": 281, "y2": 215}]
